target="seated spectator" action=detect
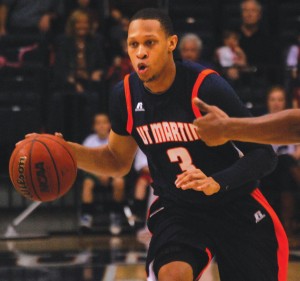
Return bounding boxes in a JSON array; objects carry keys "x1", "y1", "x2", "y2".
[
  {"x1": 0, "y1": 0, "x2": 63, "y2": 36},
  {"x1": 286, "y1": 34, "x2": 300, "y2": 78},
  {"x1": 260, "y1": 86, "x2": 300, "y2": 236},
  {"x1": 216, "y1": 30, "x2": 247, "y2": 81},
  {"x1": 48, "y1": 9, "x2": 106, "y2": 141},
  {"x1": 178, "y1": 33, "x2": 214, "y2": 68},
  {"x1": 79, "y1": 113, "x2": 126, "y2": 235},
  {"x1": 286, "y1": 32, "x2": 300, "y2": 108},
  {"x1": 235, "y1": 0, "x2": 278, "y2": 82},
  {"x1": 104, "y1": 8, "x2": 129, "y2": 63},
  {"x1": 54, "y1": 9, "x2": 105, "y2": 93},
  {"x1": 66, "y1": 0, "x2": 100, "y2": 34}
]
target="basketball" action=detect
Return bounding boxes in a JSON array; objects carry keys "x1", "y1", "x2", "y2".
[{"x1": 9, "y1": 134, "x2": 77, "y2": 202}]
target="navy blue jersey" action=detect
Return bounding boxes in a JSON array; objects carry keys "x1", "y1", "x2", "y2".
[{"x1": 110, "y1": 61, "x2": 277, "y2": 209}]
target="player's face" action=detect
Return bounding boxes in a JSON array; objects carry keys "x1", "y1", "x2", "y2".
[
  {"x1": 180, "y1": 40, "x2": 200, "y2": 62},
  {"x1": 267, "y1": 90, "x2": 286, "y2": 114},
  {"x1": 241, "y1": 1, "x2": 261, "y2": 26},
  {"x1": 94, "y1": 115, "x2": 111, "y2": 139},
  {"x1": 127, "y1": 19, "x2": 177, "y2": 83}
]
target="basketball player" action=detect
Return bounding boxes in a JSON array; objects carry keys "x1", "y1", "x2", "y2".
[
  {"x1": 193, "y1": 98, "x2": 300, "y2": 146},
  {"x1": 29, "y1": 8, "x2": 288, "y2": 281}
]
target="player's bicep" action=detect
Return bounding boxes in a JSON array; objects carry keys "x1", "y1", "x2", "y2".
[
  {"x1": 108, "y1": 130, "x2": 138, "y2": 172},
  {"x1": 199, "y1": 74, "x2": 251, "y2": 118},
  {"x1": 199, "y1": 73, "x2": 275, "y2": 154}
]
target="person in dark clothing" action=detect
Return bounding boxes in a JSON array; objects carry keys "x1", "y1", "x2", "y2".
[
  {"x1": 234, "y1": 0, "x2": 282, "y2": 84},
  {"x1": 237, "y1": 0, "x2": 271, "y2": 67},
  {"x1": 31, "y1": 8, "x2": 288, "y2": 281},
  {"x1": 49, "y1": 9, "x2": 105, "y2": 142},
  {"x1": 0, "y1": 0, "x2": 63, "y2": 35}
]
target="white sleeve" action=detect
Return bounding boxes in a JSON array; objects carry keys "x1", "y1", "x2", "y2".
[{"x1": 134, "y1": 149, "x2": 148, "y2": 171}]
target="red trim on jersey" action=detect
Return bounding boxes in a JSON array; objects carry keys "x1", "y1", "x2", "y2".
[
  {"x1": 251, "y1": 188, "x2": 289, "y2": 281},
  {"x1": 195, "y1": 247, "x2": 213, "y2": 281},
  {"x1": 191, "y1": 69, "x2": 218, "y2": 118},
  {"x1": 124, "y1": 74, "x2": 133, "y2": 134}
]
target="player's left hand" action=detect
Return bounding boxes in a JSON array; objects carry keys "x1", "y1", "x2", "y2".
[{"x1": 175, "y1": 168, "x2": 220, "y2": 196}]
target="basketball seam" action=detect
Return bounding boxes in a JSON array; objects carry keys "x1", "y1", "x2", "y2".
[
  {"x1": 40, "y1": 136, "x2": 77, "y2": 173},
  {"x1": 29, "y1": 140, "x2": 42, "y2": 201},
  {"x1": 35, "y1": 140, "x2": 61, "y2": 197}
]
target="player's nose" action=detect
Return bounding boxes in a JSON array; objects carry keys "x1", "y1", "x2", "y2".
[{"x1": 136, "y1": 45, "x2": 148, "y2": 59}]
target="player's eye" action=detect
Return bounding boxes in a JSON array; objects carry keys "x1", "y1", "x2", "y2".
[
  {"x1": 146, "y1": 40, "x2": 155, "y2": 47},
  {"x1": 129, "y1": 42, "x2": 138, "y2": 48}
]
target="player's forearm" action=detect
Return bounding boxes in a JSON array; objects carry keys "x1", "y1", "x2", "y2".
[
  {"x1": 67, "y1": 142, "x2": 130, "y2": 177},
  {"x1": 212, "y1": 146, "x2": 277, "y2": 191},
  {"x1": 224, "y1": 109, "x2": 300, "y2": 144}
]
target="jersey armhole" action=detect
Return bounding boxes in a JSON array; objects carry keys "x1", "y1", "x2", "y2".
[{"x1": 191, "y1": 69, "x2": 219, "y2": 118}]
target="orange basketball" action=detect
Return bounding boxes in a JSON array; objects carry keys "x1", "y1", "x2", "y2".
[{"x1": 9, "y1": 134, "x2": 77, "y2": 202}]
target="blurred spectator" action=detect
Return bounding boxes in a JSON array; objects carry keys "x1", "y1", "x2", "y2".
[
  {"x1": 54, "y1": 9, "x2": 105, "y2": 92},
  {"x1": 48, "y1": 9, "x2": 106, "y2": 141},
  {"x1": 179, "y1": 33, "x2": 214, "y2": 68},
  {"x1": 66, "y1": 0, "x2": 100, "y2": 34},
  {"x1": 216, "y1": 30, "x2": 247, "y2": 81},
  {"x1": 106, "y1": 38, "x2": 134, "y2": 91},
  {"x1": 286, "y1": 33, "x2": 300, "y2": 108},
  {"x1": 237, "y1": 0, "x2": 272, "y2": 67},
  {"x1": 104, "y1": 8, "x2": 129, "y2": 63},
  {"x1": 260, "y1": 86, "x2": 300, "y2": 236},
  {"x1": 286, "y1": 34, "x2": 300, "y2": 75},
  {"x1": 0, "y1": 0, "x2": 63, "y2": 36},
  {"x1": 79, "y1": 113, "x2": 126, "y2": 235},
  {"x1": 216, "y1": 31, "x2": 247, "y2": 68},
  {"x1": 234, "y1": 0, "x2": 280, "y2": 84}
]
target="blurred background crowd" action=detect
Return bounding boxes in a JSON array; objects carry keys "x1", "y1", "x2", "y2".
[{"x1": 0, "y1": 0, "x2": 300, "y2": 240}]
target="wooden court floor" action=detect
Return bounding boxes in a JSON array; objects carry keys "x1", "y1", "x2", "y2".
[{"x1": 0, "y1": 235, "x2": 299, "y2": 281}]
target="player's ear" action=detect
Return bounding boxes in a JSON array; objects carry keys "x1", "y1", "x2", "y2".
[{"x1": 168, "y1": 35, "x2": 178, "y2": 53}]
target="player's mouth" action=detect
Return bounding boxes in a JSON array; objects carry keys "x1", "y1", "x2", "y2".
[{"x1": 137, "y1": 63, "x2": 149, "y2": 74}]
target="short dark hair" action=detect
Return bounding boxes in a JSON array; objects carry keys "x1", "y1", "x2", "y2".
[{"x1": 130, "y1": 8, "x2": 174, "y2": 36}]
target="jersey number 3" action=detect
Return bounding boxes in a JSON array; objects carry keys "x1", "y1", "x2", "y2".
[{"x1": 167, "y1": 147, "x2": 196, "y2": 172}]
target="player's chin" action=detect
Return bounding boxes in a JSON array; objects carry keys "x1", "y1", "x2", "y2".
[{"x1": 142, "y1": 75, "x2": 157, "y2": 83}]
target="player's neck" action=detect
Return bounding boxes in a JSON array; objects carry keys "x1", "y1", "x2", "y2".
[{"x1": 144, "y1": 60, "x2": 176, "y2": 94}]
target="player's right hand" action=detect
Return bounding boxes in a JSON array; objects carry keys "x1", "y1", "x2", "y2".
[{"x1": 193, "y1": 98, "x2": 229, "y2": 146}]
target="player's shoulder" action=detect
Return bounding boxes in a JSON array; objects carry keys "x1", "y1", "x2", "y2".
[
  {"x1": 112, "y1": 72, "x2": 139, "y2": 97},
  {"x1": 178, "y1": 60, "x2": 218, "y2": 78},
  {"x1": 179, "y1": 60, "x2": 207, "y2": 73}
]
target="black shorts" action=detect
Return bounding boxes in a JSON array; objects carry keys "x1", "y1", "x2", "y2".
[{"x1": 146, "y1": 188, "x2": 289, "y2": 281}]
